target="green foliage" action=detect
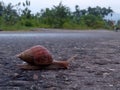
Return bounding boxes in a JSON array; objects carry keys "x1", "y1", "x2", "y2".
[
  {"x1": 0, "y1": 2, "x2": 19, "y2": 25},
  {"x1": 63, "y1": 21, "x2": 88, "y2": 29},
  {"x1": 87, "y1": 6, "x2": 113, "y2": 17},
  {"x1": 0, "y1": 1, "x2": 115, "y2": 30},
  {"x1": 80, "y1": 14, "x2": 105, "y2": 29},
  {"x1": 40, "y1": 2, "x2": 71, "y2": 28},
  {"x1": 116, "y1": 20, "x2": 120, "y2": 28}
]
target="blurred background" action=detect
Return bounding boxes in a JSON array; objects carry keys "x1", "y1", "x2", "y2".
[{"x1": 0, "y1": 0, "x2": 120, "y2": 30}]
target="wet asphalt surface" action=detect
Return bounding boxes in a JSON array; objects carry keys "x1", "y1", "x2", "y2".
[{"x1": 0, "y1": 30, "x2": 120, "y2": 90}]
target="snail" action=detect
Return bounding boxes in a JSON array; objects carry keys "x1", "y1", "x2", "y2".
[{"x1": 16, "y1": 45, "x2": 77, "y2": 70}]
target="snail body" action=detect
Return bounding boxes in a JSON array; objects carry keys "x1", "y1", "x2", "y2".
[{"x1": 16, "y1": 45, "x2": 76, "y2": 70}]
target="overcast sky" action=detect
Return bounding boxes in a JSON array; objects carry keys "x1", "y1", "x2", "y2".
[{"x1": 1, "y1": 0, "x2": 120, "y2": 14}]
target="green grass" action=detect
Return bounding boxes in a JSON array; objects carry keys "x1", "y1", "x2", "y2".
[
  {"x1": 0, "y1": 23, "x2": 111, "y2": 31},
  {"x1": 0, "y1": 25, "x2": 35, "y2": 31}
]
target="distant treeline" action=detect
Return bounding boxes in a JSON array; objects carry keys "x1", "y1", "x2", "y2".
[{"x1": 0, "y1": 0, "x2": 118, "y2": 30}]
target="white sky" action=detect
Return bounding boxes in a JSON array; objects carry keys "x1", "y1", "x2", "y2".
[{"x1": 1, "y1": 0, "x2": 120, "y2": 14}]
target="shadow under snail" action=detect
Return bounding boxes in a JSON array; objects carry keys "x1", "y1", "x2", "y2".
[{"x1": 16, "y1": 45, "x2": 77, "y2": 70}]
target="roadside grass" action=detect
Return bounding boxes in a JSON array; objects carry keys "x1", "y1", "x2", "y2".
[
  {"x1": 0, "y1": 25, "x2": 35, "y2": 31},
  {"x1": 0, "y1": 24, "x2": 111, "y2": 31}
]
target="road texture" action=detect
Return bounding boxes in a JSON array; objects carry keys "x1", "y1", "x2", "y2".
[{"x1": 0, "y1": 29, "x2": 120, "y2": 90}]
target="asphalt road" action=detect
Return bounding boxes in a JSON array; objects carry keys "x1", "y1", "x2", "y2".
[{"x1": 0, "y1": 30, "x2": 120, "y2": 90}]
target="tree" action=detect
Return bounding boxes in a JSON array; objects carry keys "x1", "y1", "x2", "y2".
[
  {"x1": 72, "y1": 5, "x2": 81, "y2": 24},
  {"x1": 21, "y1": 0, "x2": 31, "y2": 19},
  {"x1": 40, "y1": 2, "x2": 71, "y2": 28},
  {"x1": 0, "y1": 1, "x2": 4, "y2": 16},
  {"x1": 20, "y1": 0, "x2": 34, "y2": 27},
  {"x1": 87, "y1": 6, "x2": 113, "y2": 17},
  {"x1": 2, "y1": 3, "x2": 19, "y2": 25}
]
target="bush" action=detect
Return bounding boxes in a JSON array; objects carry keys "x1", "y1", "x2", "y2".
[
  {"x1": 63, "y1": 21, "x2": 88, "y2": 29},
  {"x1": 80, "y1": 14, "x2": 105, "y2": 29}
]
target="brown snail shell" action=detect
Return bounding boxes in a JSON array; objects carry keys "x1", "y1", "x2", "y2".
[
  {"x1": 16, "y1": 45, "x2": 77, "y2": 70},
  {"x1": 16, "y1": 45, "x2": 53, "y2": 66}
]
